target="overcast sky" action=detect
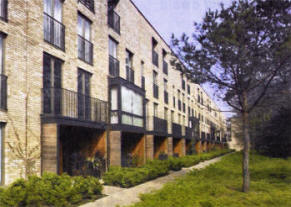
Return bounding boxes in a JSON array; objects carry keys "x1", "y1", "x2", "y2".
[{"x1": 132, "y1": 0, "x2": 234, "y2": 118}]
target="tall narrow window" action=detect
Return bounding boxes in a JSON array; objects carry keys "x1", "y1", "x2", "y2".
[
  {"x1": 164, "y1": 107, "x2": 168, "y2": 120},
  {"x1": 44, "y1": 0, "x2": 65, "y2": 50},
  {"x1": 78, "y1": 69, "x2": 91, "y2": 120},
  {"x1": 153, "y1": 71, "x2": 159, "y2": 98},
  {"x1": 152, "y1": 38, "x2": 158, "y2": 67},
  {"x1": 109, "y1": 37, "x2": 119, "y2": 77},
  {"x1": 78, "y1": 14, "x2": 93, "y2": 64},
  {"x1": 43, "y1": 53, "x2": 62, "y2": 115},
  {"x1": 126, "y1": 50, "x2": 134, "y2": 83},
  {"x1": 153, "y1": 103, "x2": 158, "y2": 117},
  {"x1": 0, "y1": 0, "x2": 7, "y2": 21},
  {"x1": 141, "y1": 61, "x2": 145, "y2": 89},
  {"x1": 164, "y1": 79, "x2": 168, "y2": 104},
  {"x1": 171, "y1": 110, "x2": 174, "y2": 123},
  {"x1": 0, "y1": 123, "x2": 4, "y2": 184},
  {"x1": 0, "y1": 34, "x2": 7, "y2": 110}
]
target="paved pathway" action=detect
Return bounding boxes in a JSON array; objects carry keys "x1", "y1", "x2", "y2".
[{"x1": 80, "y1": 154, "x2": 230, "y2": 207}]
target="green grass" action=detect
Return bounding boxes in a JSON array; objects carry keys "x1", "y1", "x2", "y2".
[{"x1": 128, "y1": 152, "x2": 291, "y2": 207}]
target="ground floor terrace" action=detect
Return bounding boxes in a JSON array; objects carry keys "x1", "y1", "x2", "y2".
[{"x1": 41, "y1": 122, "x2": 227, "y2": 176}]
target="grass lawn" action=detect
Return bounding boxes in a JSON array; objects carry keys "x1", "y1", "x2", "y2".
[{"x1": 128, "y1": 152, "x2": 291, "y2": 207}]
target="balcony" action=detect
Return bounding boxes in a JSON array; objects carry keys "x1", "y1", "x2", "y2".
[
  {"x1": 172, "y1": 123, "x2": 182, "y2": 138},
  {"x1": 185, "y1": 127, "x2": 192, "y2": 140},
  {"x1": 163, "y1": 61, "x2": 168, "y2": 75},
  {"x1": 154, "y1": 117, "x2": 168, "y2": 135},
  {"x1": 0, "y1": 0, "x2": 7, "y2": 21},
  {"x1": 42, "y1": 88, "x2": 108, "y2": 125},
  {"x1": 78, "y1": 35, "x2": 93, "y2": 65},
  {"x1": 43, "y1": 13, "x2": 65, "y2": 50},
  {"x1": 79, "y1": 0, "x2": 95, "y2": 13},
  {"x1": 153, "y1": 84, "x2": 159, "y2": 99},
  {"x1": 152, "y1": 50, "x2": 159, "y2": 67},
  {"x1": 126, "y1": 66, "x2": 134, "y2": 83},
  {"x1": 109, "y1": 55, "x2": 120, "y2": 77},
  {"x1": 108, "y1": 9, "x2": 120, "y2": 34},
  {"x1": 164, "y1": 91, "x2": 168, "y2": 104},
  {"x1": 0, "y1": 74, "x2": 7, "y2": 110}
]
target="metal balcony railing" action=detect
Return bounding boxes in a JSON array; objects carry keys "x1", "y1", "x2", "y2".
[
  {"x1": 79, "y1": 0, "x2": 95, "y2": 13},
  {"x1": 172, "y1": 123, "x2": 182, "y2": 137},
  {"x1": 43, "y1": 13, "x2": 65, "y2": 50},
  {"x1": 153, "y1": 84, "x2": 159, "y2": 98},
  {"x1": 0, "y1": 74, "x2": 7, "y2": 110},
  {"x1": 152, "y1": 50, "x2": 159, "y2": 67},
  {"x1": 78, "y1": 35, "x2": 93, "y2": 65},
  {"x1": 108, "y1": 9, "x2": 120, "y2": 34},
  {"x1": 109, "y1": 55, "x2": 120, "y2": 77},
  {"x1": 42, "y1": 88, "x2": 108, "y2": 123},
  {"x1": 126, "y1": 66, "x2": 134, "y2": 83},
  {"x1": 163, "y1": 60, "x2": 168, "y2": 74},
  {"x1": 154, "y1": 117, "x2": 168, "y2": 134}
]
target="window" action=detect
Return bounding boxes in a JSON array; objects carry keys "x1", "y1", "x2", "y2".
[
  {"x1": 162, "y1": 50, "x2": 168, "y2": 74},
  {"x1": 78, "y1": 0, "x2": 94, "y2": 13},
  {"x1": 164, "y1": 107, "x2": 168, "y2": 120},
  {"x1": 78, "y1": 14, "x2": 93, "y2": 64},
  {"x1": 164, "y1": 79, "x2": 168, "y2": 104},
  {"x1": 0, "y1": 123, "x2": 4, "y2": 184},
  {"x1": 109, "y1": 37, "x2": 119, "y2": 77},
  {"x1": 152, "y1": 38, "x2": 158, "y2": 67},
  {"x1": 187, "y1": 84, "x2": 190, "y2": 94},
  {"x1": 182, "y1": 79, "x2": 185, "y2": 90},
  {"x1": 108, "y1": 8, "x2": 120, "y2": 34},
  {"x1": 44, "y1": 0, "x2": 65, "y2": 50},
  {"x1": 0, "y1": 34, "x2": 7, "y2": 110},
  {"x1": 43, "y1": 53, "x2": 62, "y2": 114},
  {"x1": 141, "y1": 61, "x2": 145, "y2": 89},
  {"x1": 77, "y1": 69, "x2": 91, "y2": 119},
  {"x1": 171, "y1": 110, "x2": 174, "y2": 123},
  {"x1": 126, "y1": 50, "x2": 134, "y2": 83},
  {"x1": 0, "y1": 0, "x2": 7, "y2": 21},
  {"x1": 153, "y1": 71, "x2": 158, "y2": 98},
  {"x1": 154, "y1": 103, "x2": 158, "y2": 117},
  {"x1": 173, "y1": 96, "x2": 176, "y2": 108},
  {"x1": 121, "y1": 86, "x2": 143, "y2": 127}
]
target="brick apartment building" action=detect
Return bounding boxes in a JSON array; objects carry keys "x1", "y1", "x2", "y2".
[{"x1": 0, "y1": 0, "x2": 227, "y2": 185}]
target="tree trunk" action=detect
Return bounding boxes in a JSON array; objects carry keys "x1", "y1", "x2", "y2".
[{"x1": 242, "y1": 109, "x2": 250, "y2": 192}]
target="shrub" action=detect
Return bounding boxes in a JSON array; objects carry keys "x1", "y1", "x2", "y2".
[
  {"x1": 103, "y1": 149, "x2": 233, "y2": 188},
  {"x1": 0, "y1": 173, "x2": 103, "y2": 207}
]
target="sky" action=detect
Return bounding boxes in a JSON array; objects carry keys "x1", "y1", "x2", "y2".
[{"x1": 132, "y1": 0, "x2": 234, "y2": 118}]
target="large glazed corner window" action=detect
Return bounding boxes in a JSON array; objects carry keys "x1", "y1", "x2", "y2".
[
  {"x1": 0, "y1": 0, "x2": 7, "y2": 21},
  {"x1": 78, "y1": 13, "x2": 93, "y2": 65},
  {"x1": 0, "y1": 34, "x2": 7, "y2": 110},
  {"x1": 121, "y1": 86, "x2": 143, "y2": 127},
  {"x1": 43, "y1": 0, "x2": 65, "y2": 50},
  {"x1": 0, "y1": 123, "x2": 4, "y2": 184}
]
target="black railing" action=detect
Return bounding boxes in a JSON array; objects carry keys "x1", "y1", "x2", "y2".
[
  {"x1": 164, "y1": 91, "x2": 168, "y2": 104},
  {"x1": 108, "y1": 9, "x2": 120, "y2": 34},
  {"x1": 152, "y1": 50, "x2": 159, "y2": 67},
  {"x1": 0, "y1": 74, "x2": 7, "y2": 110},
  {"x1": 42, "y1": 88, "x2": 107, "y2": 123},
  {"x1": 163, "y1": 61, "x2": 168, "y2": 74},
  {"x1": 172, "y1": 123, "x2": 182, "y2": 137},
  {"x1": 153, "y1": 84, "x2": 159, "y2": 98},
  {"x1": 78, "y1": 35, "x2": 93, "y2": 65},
  {"x1": 141, "y1": 76, "x2": 145, "y2": 89},
  {"x1": 154, "y1": 117, "x2": 168, "y2": 134},
  {"x1": 126, "y1": 66, "x2": 134, "y2": 83},
  {"x1": 0, "y1": 0, "x2": 7, "y2": 21},
  {"x1": 79, "y1": 0, "x2": 95, "y2": 13},
  {"x1": 43, "y1": 13, "x2": 65, "y2": 50},
  {"x1": 109, "y1": 55, "x2": 120, "y2": 77},
  {"x1": 185, "y1": 127, "x2": 192, "y2": 139}
]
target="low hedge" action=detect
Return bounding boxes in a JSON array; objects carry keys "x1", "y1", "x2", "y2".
[
  {"x1": 103, "y1": 149, "x2": 233, "y2": 188},
  {"x1": 0, "y1": 173, "x2": 103, "y2": 207}
]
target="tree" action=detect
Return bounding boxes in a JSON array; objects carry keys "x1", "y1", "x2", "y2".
[{"x1": 171, "y1": 0, "x2": 291, "y2": 192}]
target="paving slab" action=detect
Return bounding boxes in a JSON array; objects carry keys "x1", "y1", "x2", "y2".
[{"x1": 80, "y1": 154, "x2": 230, "y2": 207}]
